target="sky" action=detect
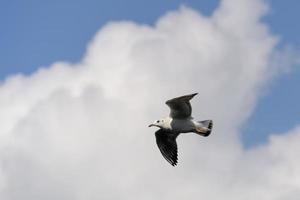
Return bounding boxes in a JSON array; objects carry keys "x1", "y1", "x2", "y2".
[
  {"x1": 0, "y1": 0, "x2": 300, "y2": 199},
  {"x1": 1, "y1": 0, "x2": 299, "y2": 147}
]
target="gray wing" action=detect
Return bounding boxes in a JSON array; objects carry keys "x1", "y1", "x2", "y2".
[
  {"x1": 155, "y1": 129, "x2": 178, "y2": 166},
  {"x1": 165, "y1": 93, "x2": 197, "y2": 119}
]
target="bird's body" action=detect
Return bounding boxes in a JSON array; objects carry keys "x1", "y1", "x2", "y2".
[
  {"x1": 170, "y1": 117, "x2": 195, "y2": 133},
  {"x1": 155, "y1": 116, "x2": 211, "y2": 135},
  {"x1": 149, "y1": 93, "x2": 213, "y2": 166}
]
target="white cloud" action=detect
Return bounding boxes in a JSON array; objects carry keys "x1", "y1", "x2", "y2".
[{"x1": 0, "y1": 0, "x2": 299, "y2": 199}]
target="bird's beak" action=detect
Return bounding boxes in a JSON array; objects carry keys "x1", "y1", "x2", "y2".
[{"x1": 148, "y1": 124, "x2": 154, "y2": 127}]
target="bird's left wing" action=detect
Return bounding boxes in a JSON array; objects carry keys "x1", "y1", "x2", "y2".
[
  {"x1": 165, "y1": 93, "x2": 197, "y2": 119},
  {"x1": 155, "y1": 129, "x2": 178, "y2": 166}
]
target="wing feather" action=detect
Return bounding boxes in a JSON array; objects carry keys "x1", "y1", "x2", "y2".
[
  {"x1": 165, "y1": 93, "x2": 197, "y2": 119},
  {"x1": 155, "y1": 129, "x2": 178, "y2": 166}
]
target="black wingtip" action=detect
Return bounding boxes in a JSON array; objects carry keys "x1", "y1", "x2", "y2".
[
  {"x1": 171, "y1": 157, "x2": 178, "y2": 166},
  {"x1": 190, "y1": 93, "x2": 198, "y2": 97},
  {"x1": 172, "y1": 162, "x2": 177, "y2": 166},
  {"x1": 169, "y1": 159, "x2": 177, "y2": 166}
]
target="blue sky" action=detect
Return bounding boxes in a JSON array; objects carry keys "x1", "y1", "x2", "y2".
[{"x1": 1, "y1": 0, "x2": 299, "y2": 147}]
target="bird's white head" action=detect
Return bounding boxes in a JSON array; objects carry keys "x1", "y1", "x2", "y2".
[{"x1": 148, "y1": 118, "x2": 169, "y2": 129}]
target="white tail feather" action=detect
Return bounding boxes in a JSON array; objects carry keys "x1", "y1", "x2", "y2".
[{"x1": 195, "y1": 120, "x2": 213, "y2": 137}]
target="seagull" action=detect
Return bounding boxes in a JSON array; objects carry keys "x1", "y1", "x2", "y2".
[{"x1": 148, "y1": 93, "x2": 213, "y2": 166}]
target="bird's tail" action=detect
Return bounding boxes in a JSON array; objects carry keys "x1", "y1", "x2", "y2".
[{"x1": 195, "y1": 120, "x2": 213, "y2": 137}]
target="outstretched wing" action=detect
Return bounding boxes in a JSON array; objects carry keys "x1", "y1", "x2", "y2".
[
  {"x1": 155, "y1": 129, "x2": 178, "y2": 166},
  {"x1": 166, "y1": 93, "x2": 197, "y2": 119}
]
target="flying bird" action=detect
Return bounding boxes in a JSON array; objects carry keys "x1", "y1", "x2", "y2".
[{"x1": 149, "y1": 93, "x2": 213, "y2": 166}]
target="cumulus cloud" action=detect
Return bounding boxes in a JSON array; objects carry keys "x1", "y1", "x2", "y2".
[{"x1": 0, "y1": 0, "x2": 299, "y2": 199}]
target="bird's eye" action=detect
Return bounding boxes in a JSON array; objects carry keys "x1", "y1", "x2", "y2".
[{"x1": 156, "y1": 120, "x2": 160, "y2": 123}]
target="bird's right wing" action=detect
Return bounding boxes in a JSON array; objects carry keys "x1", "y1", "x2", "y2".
[
  {"x1": 165, "y1": 93, "x2": 198, "y2": 119},
  {"x1": 155, "y1": 129, "x2": 178, "y2": 166}
]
